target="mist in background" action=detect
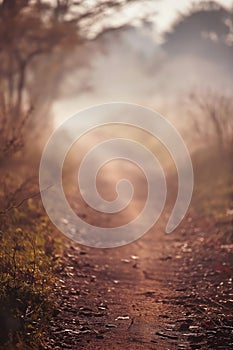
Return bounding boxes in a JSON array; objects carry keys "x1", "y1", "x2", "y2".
[{"x1": 53, "y1": 0, "x2": 233, "y2": 150}]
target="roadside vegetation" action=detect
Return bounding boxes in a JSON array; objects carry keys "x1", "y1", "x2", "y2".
[
  {"x1": 0, "y1": 192, "x2": 58, "y2": 349},
  {"x1": 0, "y1": 109, "x2": 60, "y2": 348},
  {"x1": 187, "y1": 90, "x2": 233, "y2": 222}
]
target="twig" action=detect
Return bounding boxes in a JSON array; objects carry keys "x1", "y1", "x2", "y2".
[
  {"x1": 0, "y1": 184, "x2": 54, "y2": 215},
  {"x1": 128, "y1": 317, "x2": 135, "y2": 330}
]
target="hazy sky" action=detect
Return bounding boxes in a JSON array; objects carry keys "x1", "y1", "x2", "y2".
[{"x1": 53, "y1": 0, "x2": 233, "y2": 126}]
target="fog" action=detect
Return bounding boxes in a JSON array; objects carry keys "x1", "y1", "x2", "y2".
[{"x1": 53, "y1": 1, "x2": 233, "y2": 145}]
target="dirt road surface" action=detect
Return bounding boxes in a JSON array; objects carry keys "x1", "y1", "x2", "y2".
[{"x1": 45, "y1": 158, "x2": 233, "y2": 349}]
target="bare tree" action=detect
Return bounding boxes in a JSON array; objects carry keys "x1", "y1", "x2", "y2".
[
  {"x1": 187, "y1": 89, "x2": 233, "y2": 157},
  {"x1": 0, "y1": 0, "x2": 146, "y2": 157},
  {"x1": 0, "y1": 0, "x2": 146, "y2": 111}
]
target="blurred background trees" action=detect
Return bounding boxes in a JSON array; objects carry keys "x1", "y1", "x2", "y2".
[
  {"x1": 0, "y1": 0, "x2": 146, "y2": 159},
  {"x1": 0, "y1": 0, "x2": 78, "y2": 157},
  {"x1": 163, "y1": 1, "x2": 233, "y2": 71},
  {"x1": 187, "y1": 90, "x2": 233, "y2": 157}
]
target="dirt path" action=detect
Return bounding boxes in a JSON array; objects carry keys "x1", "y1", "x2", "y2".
[
  {"x1": 44, "y1": 211, "x2": 232, "y2": 350},
  {"x1": 44, "y1": 156, "x2": 233, "y2": 349}
]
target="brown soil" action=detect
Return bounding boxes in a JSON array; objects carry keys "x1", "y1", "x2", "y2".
[
  {"x1": 45, "y1": 211, "x2": 233, "y2": 350},
  {"x1": 44, "y1": 151, "x2": 233, "y2": 349}
]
